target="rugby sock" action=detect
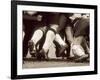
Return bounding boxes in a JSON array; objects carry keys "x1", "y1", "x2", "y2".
[
  {"x1": 31, "y1": 29, "x2": 43, "y2": 45},
  {"x1": 55, "y1": 34, "x2": 66, "y2": 46},
  {"x1": 43, "y1": 30, "x2": 56, "y2": 53},
  {"x1": 72, "y1": 44, "x2": 85, "y2": 57}
]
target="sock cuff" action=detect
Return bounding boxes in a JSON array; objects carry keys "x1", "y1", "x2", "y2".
[{"x1": 48, "y1": 28, "x2": 56, "y2": 35}]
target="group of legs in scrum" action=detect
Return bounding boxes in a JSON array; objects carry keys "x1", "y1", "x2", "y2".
[{"x1": 23, "y1": 11, "x2": 90, "y2": 62}]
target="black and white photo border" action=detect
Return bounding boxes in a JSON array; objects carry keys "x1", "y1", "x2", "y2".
[{"x1": 11, "y1": 0, "x2": 97, "y2": 79}]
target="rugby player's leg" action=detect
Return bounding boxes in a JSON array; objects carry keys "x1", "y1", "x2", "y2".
[
  {"x1": 29, "y1": 27, "x2": 46, "y2": 57},
  {"x1": 39, "y1": 13, "x2": 60, "y2": 60},
  {"x1": 42, "y1": 25, "x2": 58, "y2": 53},
  {"x1": 65, "y1": 26, "x2": 75, "y2": 58},
  {"x1": 72, "y1": 19, "x2": 89, "y2": 62},
  {"x1": 55, "y1": 33, "x2": 68, "y2": 56}
]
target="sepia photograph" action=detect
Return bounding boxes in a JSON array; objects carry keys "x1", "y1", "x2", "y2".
[
  {"x1": 11, "y1": 0, "x2": 97, "y2": 79},
  {"x1": 22, "y1": 11, "x2": 90, "y2": 69}
]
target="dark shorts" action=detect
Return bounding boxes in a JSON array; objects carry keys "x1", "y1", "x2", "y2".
[
  {"x1": 73, "y1": 18, "x2": 89, "y2": 37},
  {"x1": 46, "y1": 13, "x2": 60, "y2": 26},
  {"x1": 57, "y1": 14, "x2": 72, "y2": 32}
]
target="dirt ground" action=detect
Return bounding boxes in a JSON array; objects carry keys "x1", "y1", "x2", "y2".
[{"x1": 23, "y1": 59, "x2": 89, "y2": 69}]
